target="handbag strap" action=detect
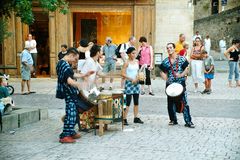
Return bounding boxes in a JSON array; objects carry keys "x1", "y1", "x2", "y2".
[{"x1": 168, "y1": 56, "x2": 178, "y2": 78}]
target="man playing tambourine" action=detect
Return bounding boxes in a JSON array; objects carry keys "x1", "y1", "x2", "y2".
[{"x1": 159, "y1": 43, "x2": 195, "y2": 128}]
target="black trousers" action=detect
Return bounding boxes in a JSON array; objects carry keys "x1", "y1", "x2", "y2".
[
  {"x1": 139, "y1": 65, "x2": 151, "y2": 85},
  {"x1": 126, "y1": 94, "x2": 139, "y2": 106}
]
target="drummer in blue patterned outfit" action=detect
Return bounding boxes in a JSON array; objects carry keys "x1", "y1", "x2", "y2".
[
  {"x1": 121, "y1": 47, "x2": 144, "y2": 125},
  {"x1": 56, "y1": 47, "x2": 94, "y2": 143},
  {"x1": 159, "y1": 43, "x2": 195, "y2": 128}
]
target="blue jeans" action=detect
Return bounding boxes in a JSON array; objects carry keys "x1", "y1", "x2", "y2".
[{"x1": 228, "y1": 61, "x2": 239, "y2": 81}]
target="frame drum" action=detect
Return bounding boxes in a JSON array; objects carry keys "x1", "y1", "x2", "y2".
[
  {"x1": 166, "y1": 83, "x2": 184, "y2": 100},
  {"x1": 165, "y1": 83, "x2": 185, "y2": 113}
]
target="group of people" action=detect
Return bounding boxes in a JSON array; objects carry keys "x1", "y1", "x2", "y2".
[
  {"x1": 56, "y1": 35, "x2": 192, "y2": 144},
  {"x1": 175, "y1": 33, "x2": 215, "y2": 94},
  {"x1": 56, "y1": 36, "x2": 154, "y2": 143},
  {"x1": 55, "y1": 33, "x2": 240, "y2": 143}
]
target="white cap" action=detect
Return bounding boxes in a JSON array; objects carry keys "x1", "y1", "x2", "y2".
[{"x1": 106, "y1": 37, "x2": 112, "y2": 43}]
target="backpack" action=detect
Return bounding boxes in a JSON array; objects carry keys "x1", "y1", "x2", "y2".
[{"x1": 115, "y1": 43, "x2": 126, "y2": 58}]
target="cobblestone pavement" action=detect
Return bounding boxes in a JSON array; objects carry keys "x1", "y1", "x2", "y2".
[{"x1": 0, "y1": 71, "x2": 240, "y2": 160}]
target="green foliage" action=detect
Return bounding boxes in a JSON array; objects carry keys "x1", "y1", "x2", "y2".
[
  {"x1": 15, "y1": 0, "x2": 35, "y2": 24},
  {"x1": 0, "y1": 0, "x2": 69, "y2": 44},
  {"x1": 39, "y1": 0, "x2": 69, "y2": 15}
]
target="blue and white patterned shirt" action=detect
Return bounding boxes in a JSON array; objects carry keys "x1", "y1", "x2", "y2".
[
  {"x1": 56, "y1": 60, "x2": 79, "y2": 99},
  {"x1": 159, "y1": 56, "x2": 189, "y2": 87}
]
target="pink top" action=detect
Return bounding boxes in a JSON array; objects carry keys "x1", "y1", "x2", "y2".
[{"x1": 139, "y1": 45, "x2": 151, "y2": 65}]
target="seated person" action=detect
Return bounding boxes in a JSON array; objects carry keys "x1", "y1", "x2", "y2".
[
  {"x1": 0, "y1": 77, "x2": 9, "y2": 99},
  {"x1": 0, "y1": 77, "x2": 13, "y2": 130}
]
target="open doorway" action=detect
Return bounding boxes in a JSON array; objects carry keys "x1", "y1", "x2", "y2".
[
  {"x1": 212, "y1": 0, "x2": 219, "y2": 14},
  {"x1": 29, "y1": 12, "x2": 50, "y2": 77},
  {"x1": 73, "y1": 12, "x2": 132, "y2": 46}
]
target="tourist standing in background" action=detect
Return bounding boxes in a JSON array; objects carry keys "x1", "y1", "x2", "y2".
[
  {"x1": 224, "y1": 39, "x2": 240, "y2": 87},
  {"x1": 219, "y1": 37, "x2": 227, "y2": 61},
  {"x1": 21, "y1": 44, "x2": 34, "y2": 95},
  {"x1": 58, "y1": 44, "x2": 68, "y2": 60},
  {"x1": 175, "y1": 33, "x2": 186, "y2": 54},
  {"x1": 179, "y1": 42, "x2": 189, "y2": 57},
  {"x1": 192, "y1": 31, "x2": 202, "y2": 45},
  {"x1": 190, "y1": 37, "x2": 205, "y2": 92},
  {"x1": 25, "y1": 34, "x2": 37, "y2": 78},
  {"x1": 204, "y1": 35, "x2": 211, "y2": 55},
  {"x1": 102, "y1": 37, "x2": 117, "y2": 90},
  {"x1": 138, "y1": 36, "x2": 154, "y2": 95},
  {"x1": 201, "y1": 50, "x2": 215, "y2": 94}
]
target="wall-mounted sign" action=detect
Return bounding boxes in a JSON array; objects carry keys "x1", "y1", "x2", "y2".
[
  {"x1": 221, "y1": 0, "x2": 227, "y2": 6},
  {"x1": 154, "y1": 53, "x2": 163, "y2": 65}
]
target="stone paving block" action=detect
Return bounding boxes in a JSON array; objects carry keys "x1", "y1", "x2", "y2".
[
  {"x1": 1, "y1": 113, "x2": 18, "y2": 132},
  {"x1": 13, "y1": 108, "x2": 40, "y2": 127},
  {"x1": 39, "y1": 108, "x2": 48, "y2": 120}
]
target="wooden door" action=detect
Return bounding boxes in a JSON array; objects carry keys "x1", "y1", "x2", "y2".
[{"x1": 133, "y1": 5, "x2": 155, "y2": 48}]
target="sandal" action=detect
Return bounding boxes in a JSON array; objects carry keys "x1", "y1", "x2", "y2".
[{"x1": 29, "y1": 91, "x2": 36, "y2": 94}]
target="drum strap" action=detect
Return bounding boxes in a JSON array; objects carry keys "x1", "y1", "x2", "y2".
[{"x1": 168, "y1": 57, "x2": 179, "y2": 78}]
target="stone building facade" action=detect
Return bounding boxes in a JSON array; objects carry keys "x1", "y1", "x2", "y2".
[
  {"x1": 194, "y1": 0, "x2": 240, "y2": 20},
  {"x1": 194, "y1": 0, "x2": 240, "y2": 58},
  {"x1": 0, "y1": 0, "x2": 194, "y2": 77}
]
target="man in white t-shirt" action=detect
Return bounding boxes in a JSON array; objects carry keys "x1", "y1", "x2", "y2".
[
  {"x1": 119, "y1": 36, "x2": 136, "y2": 88},
  {"x1": 192, "y1": 31, "x2": 202, "y2": 45},
  {"x1": 119, "y1": 36, "x2": 136, "y2": 63},
  {"x1": 219, "y1": 38, "x2": 226, "y2": 60},
  {"x1": 80, "y1": 45, "x2": 104, "y2": 90},
  {"x1": 25, "y1": 34, "x2": 37, "y2": 77},
  {"x1": 204, "y1": 35, "x2": 211, "y2": 55}
]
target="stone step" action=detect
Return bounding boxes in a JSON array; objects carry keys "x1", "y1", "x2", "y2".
[{"x1": 1, "y1": 107, "x2": 48, "y2": 132}]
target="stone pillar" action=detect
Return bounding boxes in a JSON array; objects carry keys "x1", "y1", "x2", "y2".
[
  {"x1": 55, "y1": 11, "x2": 69, "y2": 55},
  {"x1": 22, "y1": 24, "x2": 29, "y2": 43},
  {"x1": 2, "y1": 15, "x2": 17, "y2": 75},
  {"x1": 49, "y1": 12, "x2": 56, "y2": 77},
  {"x1": 15, "y1": 17, "x2": 23, "y2": 76},
  {"x1": 68, "y1": 12, "x2": 73, "y2": 47}
]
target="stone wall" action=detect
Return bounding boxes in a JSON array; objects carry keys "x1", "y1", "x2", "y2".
[
  {"x1": 155, "y1": 0, "x2": 194, "y2": 58},
  {"x1": 194, "y1": 0, "x2": 240, "y2": 20},
  {"x1": 194, "y1": 6, "x2": 240, "y2": 56}
]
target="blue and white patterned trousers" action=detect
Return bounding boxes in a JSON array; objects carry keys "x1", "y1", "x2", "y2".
[
  {"x1": 59, "y1": 95, "x2": 77, "y2": 138},
  {"x1": 167, "y1": 90, "x2": 192, "y2": 124}
]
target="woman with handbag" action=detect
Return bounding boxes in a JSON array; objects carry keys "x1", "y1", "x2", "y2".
[
  {"x1": 121, "y1": 47, "x2": 144, "y2": 125},
  {"x1": 137, "y1": 36, "x2": 154, "y2": 95},
  {"x1": 190, "y1": 37, "x2": 205, "y2": 92}
]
